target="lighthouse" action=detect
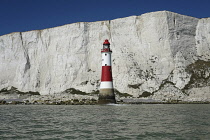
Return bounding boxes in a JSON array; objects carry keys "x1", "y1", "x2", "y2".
[{"x1": 98, "y1": 39, "x2": 116, "y2": 104}]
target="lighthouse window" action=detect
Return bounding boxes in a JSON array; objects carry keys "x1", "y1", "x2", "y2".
[
  {"x1": 105, "y1": 64, "x2": 107, "y2": 66},
  {"x1": 105, "y1": 54, "x2": 107, "y2": 56}
]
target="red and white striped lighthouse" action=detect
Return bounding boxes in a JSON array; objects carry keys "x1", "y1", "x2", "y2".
[{"x1": 98, "y1": 39, "x2": 116, "y2": 104}]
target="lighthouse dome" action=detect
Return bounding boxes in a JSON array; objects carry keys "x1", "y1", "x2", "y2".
[{"x1": 103, "y1": 39, "x2": 110, "y2": 45}]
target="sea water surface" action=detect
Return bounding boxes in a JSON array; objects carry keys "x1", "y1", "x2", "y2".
[{"x1": 0, "y1": 104, "x2": 210, "y2": 140}]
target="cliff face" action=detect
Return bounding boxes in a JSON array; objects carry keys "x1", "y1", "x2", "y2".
[{"x1": 0, "y1": 11, "x2": 210, "y2": 101}]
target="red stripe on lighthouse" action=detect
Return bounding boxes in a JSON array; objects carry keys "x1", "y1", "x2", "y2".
[{"x1": 101, "y1": 66, "x2": 112, "y2": 81}]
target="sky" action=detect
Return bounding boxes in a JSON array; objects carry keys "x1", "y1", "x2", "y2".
[{"x1": 0, "y1": 0, "x2": 210, "y2": 36}]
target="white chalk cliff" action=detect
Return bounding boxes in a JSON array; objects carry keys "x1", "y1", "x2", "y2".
[{"x1": 1, "y1": 11, "x2": 210, "y2": 102}]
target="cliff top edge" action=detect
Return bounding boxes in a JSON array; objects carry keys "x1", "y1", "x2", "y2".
[{"x1": 0, "y1": 10, "x2": 207, "y2": 37}]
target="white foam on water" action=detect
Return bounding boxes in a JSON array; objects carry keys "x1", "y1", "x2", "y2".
[{"x1": 105, "y1": 103, "x2": 129, "y2": 106}]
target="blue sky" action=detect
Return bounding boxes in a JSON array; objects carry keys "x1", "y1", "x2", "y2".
[{"x1": 0, "y1": 0, "x2": 210, "y2": 36}]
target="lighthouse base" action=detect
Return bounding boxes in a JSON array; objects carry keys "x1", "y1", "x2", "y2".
[{"x1": 98, "y1": 88, "x2": 116, "y2": 104}]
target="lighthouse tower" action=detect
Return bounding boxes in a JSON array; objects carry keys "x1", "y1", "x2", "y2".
[{"x1": 98, "y1": 39, "x2": 116, "y2": 104}]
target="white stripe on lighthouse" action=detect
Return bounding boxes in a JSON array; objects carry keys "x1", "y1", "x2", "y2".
[
  {"x1": 102, "y1": 52, "x2": 112, "y2": 66},
  {"x1": 100, "y1": 81, "x2": 114, "y2": 89}
]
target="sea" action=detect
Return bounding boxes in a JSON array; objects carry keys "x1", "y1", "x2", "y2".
[{"x1": 0, "y1": 104, "x2": 210, "y2": 140}]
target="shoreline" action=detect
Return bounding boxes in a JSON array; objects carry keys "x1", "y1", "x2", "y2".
[{"x1": 1, "y1": 99, "x2": 210, "y2": 105}]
